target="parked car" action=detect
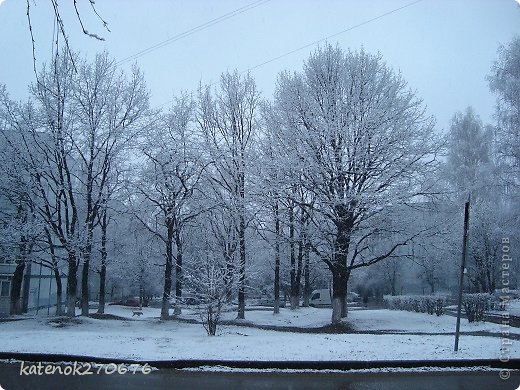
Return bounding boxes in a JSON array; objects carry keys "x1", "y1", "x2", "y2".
[
  {"x1": 347, "y1": 291, "x2": 360, "y2": 302},
  {"x1": 309, "y1": 289, "x2": 360, "y2": 307},
  {"x1": 309, "y1": 289, "x2": 331, "y2": 307}
]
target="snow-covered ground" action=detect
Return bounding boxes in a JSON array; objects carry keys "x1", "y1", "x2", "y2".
[
  {"x1": 347, "y1": 309, "x2": 520, "y2": 335},
  {"x1": 103, "y1": 304, "x2": 520, "y2": 335},
  {"x1": 489, "y1": 299, "x2": 520, "y2": 317},
  {"x1": 178, "y1": 305, "x2": 520, "y2": 335},
  {"x1": 0, "y1": 306, "x2": 517, "y2": 362}
]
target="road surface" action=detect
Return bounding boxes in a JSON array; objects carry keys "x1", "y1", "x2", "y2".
[{"x1": 0, "y1": 362, "x2": 518, "y2": 390}]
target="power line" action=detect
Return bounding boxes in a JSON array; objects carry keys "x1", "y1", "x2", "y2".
[
  {"x1": 116, "y1": 0, "x2": 272, "y2": 66},
  {"x1": 154, "y1": 0, "x2": 426, "y2": 109},
  {"x1": 244, "y1": 0, "x2": 425, "y2": 74}
]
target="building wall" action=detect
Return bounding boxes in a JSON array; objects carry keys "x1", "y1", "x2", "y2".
[
  {"x1": 24, "y1": 263, "x2": 68, "y2": 313},
  {"x1": 0, "y1": 264, "x2": 16, "y2": 316},
  {"x1": 0, "y1": 296, "x2": 9, "y2": 316}
]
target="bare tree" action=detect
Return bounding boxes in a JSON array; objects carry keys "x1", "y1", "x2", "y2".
[
  {"x1": 273, "y1": 45, "x2": 441, "y2": 324},
  {"x1": 184, "y1": 232, "x2": 240, "y2": 336},
  {"x1": 72, "y1": 52, "x2": 149, "y2": 316},
  {"x1": 0, "y1": 53, "x2": 82, "y2": 317},
  {"x1": 197, "y1": 71, "x2": 260, "y2": 319},
  {"x1": 0, "y1": 51, "x2": 148, "y2": 317},
  {"x1": 25, "y1": 0, "x2": 110, "y2": 77},
  {"x1": 489, "y1": 36, "x2": 520, "y2": 190},
  {"x1": 0, "y1": 127, "x2": 42, "y2": 314},
  {"x1": 444, "y1": 107, "x2": 501, "y2": 293},
  {"x1": 134, "y1": 95, "x2": 206, "y2": 320}
]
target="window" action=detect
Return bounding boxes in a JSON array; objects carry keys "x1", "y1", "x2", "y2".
[
  {"x1": 0, "y1": 280, "x2": 10, "y2": 297},
  {"x1": 311, "y1": 293, "x2": 320, "y2": 300}
]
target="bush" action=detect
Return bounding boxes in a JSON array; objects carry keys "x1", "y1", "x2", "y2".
[
  {"x1": 383, "y1": 295, "x2": 447, "y2": 316},
  {"x1": 462, "y1": 293, "x2": 493, "y2": 322},
  {"x1": 434, "y1": 298, "x2": 445, "y2": 316}
]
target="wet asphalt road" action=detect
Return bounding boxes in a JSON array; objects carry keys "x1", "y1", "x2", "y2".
[{"x1": 0, "y1": 362, "x2": 519, "y2": 390}]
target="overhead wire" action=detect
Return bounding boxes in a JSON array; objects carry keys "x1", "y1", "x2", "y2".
[
  {"x1": 116, "y1": 0, "x2": 272, "y2": 66},
  {"x1": 151, "y1": 0, "x2": 426, "y2": 109},
  {"x1": 244, "y1": 0, "x2": 425, "y2": 74}
]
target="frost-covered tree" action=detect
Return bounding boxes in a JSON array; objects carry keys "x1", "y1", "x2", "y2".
[
  {"x1": 487, "y1": 36, "x2": 520, "y2": 290},
  {"x1": 489, "y1": 36, "x2": 520, "y2": 190},
  {"x1": 135, "y1": 94, "x2": 206, "y2": 319},
  {"x1": 258, "y1": 102, "x2": 320, "y2": 311},
  {"x1": 273, "y1": 45, "x2": 441, "y2": 324},
  {"x1": 0, "y1": 124, "x2": 41, "y2": 314},
  {"x1": 0, "y1": 51, "x2": 149, "y2": 317},
  {"x1": 184, "y1": 225, "x2": 240, "y2": 336},
  {"x1": 72, "y1": 52, "x2": 149, "y2": 316},
  {"x1": 444, "y1": 107, "x2": 502, "y2": 293},
  {"x1": 445, "y1": 107, "x2": 493, "y2": 198},
  {"x1": 0, "y1": 54, "x2": 81, "y2": 317},
  {"x1": 197, "y1": 71, "x2": 260, "y2": 319}
]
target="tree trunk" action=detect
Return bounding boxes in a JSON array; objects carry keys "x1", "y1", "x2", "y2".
[
  {"x1": 332, "y1": 269, "x2": 348, "y2": 324},
  {"x1": 161, "y1": 223, "x2": 174, "y2": 320},
  {"x1": 291, "y1": 240, "x2": 304, "y2": 310},
  {"x1": 237, "y1": 212, "x2": 246, "y2": 319},
  {"x1": 54, "y1": 267, "x2": 63, "y2": 316},
  {"x1": 10, "y1": 261, "x2": 25, "y2": 315},
  {"x1": 81, "y1": 220, "x2": 95, "y2": 316},
  {"x1": 174, "y1": 232, "x2": 183, "y2": 315},
  {"x1": 46, "y1": 227, "x2": 63, "y2": 316},
  {"x1": 80, "y1": 254, "x2": 90, "y2": 316},
  {"x1": 224, "y1": 251, "x2": 234, "y2": 303},
  {"x1": 66, "y1": 252, "x2": 78, "y2": 317},
  {"x1": 12, "y1": 210, "x2": 31, "y2": 314},
  {"x1": 273, "y1": 199, "x2": 280, "y2": 314},
  {"x1": 303, "y1": 244, "x2": 310, "y2": 307},
  {"x1": 341, "y1": 272, "x2": 350, "y2": 318},
  {"x1": 289, "y1": 204, "x2": 298, "y2": 310},
  {"x1": 331, "y1": 210, "x2": 352, "y2": 323},
  {"x1": 97, "y1": 265, "x2": 106, "y2": 314},
  {"x1": 97, "y1": 210, "x2": 108, "y2": 315},
  {"x1": 21, "y1": 260, "x2": 31, "y2": 313}
]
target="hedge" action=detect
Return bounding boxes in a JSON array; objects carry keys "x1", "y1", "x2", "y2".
[{"x1": 383, "y1": 295, "x2": 447, "y2": 316}]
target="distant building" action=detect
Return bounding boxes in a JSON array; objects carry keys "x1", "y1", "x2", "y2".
[{"x1": 0, "y1": 261, "x2": 16, "y2": 316}]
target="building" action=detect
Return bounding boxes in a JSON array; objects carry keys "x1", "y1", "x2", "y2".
[{"x1": 0, "y1": 261, "x2": 16, "y2": 316}]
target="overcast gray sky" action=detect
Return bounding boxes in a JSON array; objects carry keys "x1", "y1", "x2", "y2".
[{"x1": 1, "y1": 0, "x2": 519, "y2": 131}]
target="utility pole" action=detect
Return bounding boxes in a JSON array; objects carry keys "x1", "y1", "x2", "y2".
[{"x1": 454, "y1": 196, "x2": 471, "y2": 352}]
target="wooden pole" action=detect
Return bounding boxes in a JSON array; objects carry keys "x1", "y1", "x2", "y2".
[{"x1": 454, "y1": 196, "x2": 471, "y2": 352}]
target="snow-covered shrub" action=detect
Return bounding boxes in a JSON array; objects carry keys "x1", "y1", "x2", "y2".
[
  {"x1": 434, "y1": 298, "x2": 446, "y2": 316},
  {"x1": 185, "y1": 251, "x2": 239, "y2": 336},
  {"x1": 412, "y1": 298, "x2": 423, "y2": 313},
  {"x1": 462, "y1": 293, "x2": 493, "y2": 322},
  {"x1": 383, "y1": 295, "x2": 401, "y2": 310},
  {"x1": 383, "y1": 295, "x2": 446, "y2": 316},
  {"x1": 424, "y1": 297, "x2": 435, "y2": 315}
]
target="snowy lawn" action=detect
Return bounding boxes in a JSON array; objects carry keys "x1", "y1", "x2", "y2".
[
  {"x1": 346, "y1": 309, "x2": 520, "y2": 335},
  {"x1": 489, "y1": 298, "x2": 520, "y2": 317},
  {"x1": 0, "y1": 306, "x2": 518, "y2": 362},
  {"x1": 181, "y1": 306, "x2": 520, "y2": 335}
]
